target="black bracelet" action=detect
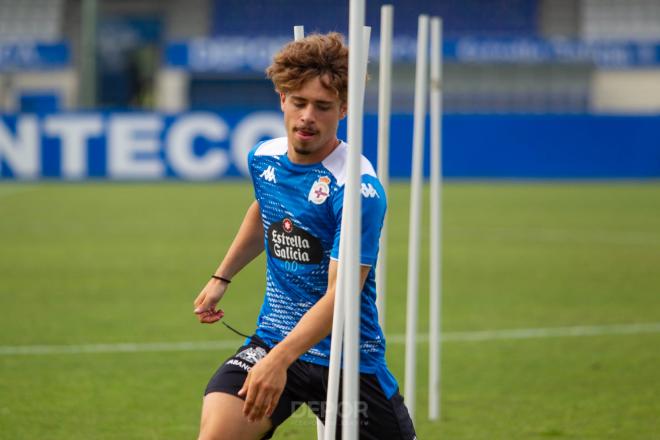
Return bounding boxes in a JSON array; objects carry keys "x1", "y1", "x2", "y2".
[{"x1": 211, "y1": 275, "x2": 231, "y2": 283}]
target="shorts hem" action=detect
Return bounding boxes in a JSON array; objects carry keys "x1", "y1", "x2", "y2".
[{"x1": 204, "y1": 386, "x2": 246, "y2": 399}]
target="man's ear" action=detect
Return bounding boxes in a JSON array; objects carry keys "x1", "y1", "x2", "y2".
[
  {"x1": 339, "y1": 104, "x2": 347, "y2": 120},
  {"x1": 280, "y1": 92, "x2": 287, "y2": 111}
]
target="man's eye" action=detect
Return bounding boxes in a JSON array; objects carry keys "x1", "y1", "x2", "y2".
[{"x1": 318, "y1": 106, "x2": 330, "y2": 111}]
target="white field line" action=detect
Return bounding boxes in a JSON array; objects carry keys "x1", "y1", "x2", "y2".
[
  {"x1": 387, "y1": 322, "x2": 660, "y2": 343},
  {"x1": 0, "y1": 186, "x2": 36, "y2": 200},
  {"x1": 0, "y1": 340, "x2": 241, "y2": 356},
  {"x1": 2, "y1": 322, "x2": 660, "y2": 356}
]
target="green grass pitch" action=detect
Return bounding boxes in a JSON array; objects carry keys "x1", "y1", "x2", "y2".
[{"x1": 1, "y1": 181, "x2": 659, "y2": 439}]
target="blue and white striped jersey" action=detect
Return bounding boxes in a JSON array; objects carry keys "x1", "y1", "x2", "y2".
[{"x1": 247, "y1": 136, "x2": 398, "y2": 398}]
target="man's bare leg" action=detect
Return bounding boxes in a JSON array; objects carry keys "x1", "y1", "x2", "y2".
[{"x1": 198, "y1": 392, "x2": 273, "y2": 440}]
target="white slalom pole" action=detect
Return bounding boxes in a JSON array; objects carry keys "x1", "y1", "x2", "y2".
[
  {"x1": 361, "y1": 28, "x2": 371, "y2": 102},
  {"x1": 323, "y1": 231, "x2": 347, "y2": 440},
  {"x1": 294, "y1": 25, "x2": 304, "y2": 41},
  {"x1": 316, "y1": 415, "x2": 324, "y2": 440},
  {"x1": 342, "y1": 0, "x2": 366, "y2": 437},
  {"x1": 376, "y1": 4, "x2": 393, "y2": 332},
  {"x1": 404, "y1": 14, "x2": 429, "y2": 423},
  {"x1": 429, "y1": 16, "x2": 443, "y2": 422},
  {"x1": 294, "y1": 25, "x2": 328, "y2": 439},
  {"x1": 324, "y1": 19, "x2": 369, "y2": 440}
]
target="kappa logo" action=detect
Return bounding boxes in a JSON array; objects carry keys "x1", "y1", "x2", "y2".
[
  {"x1": 235, "y1": 346, "x2": 268, "y2": 364},
  {"x1": 260, "y1": 166, "x2": 277, "y2": 183},
  {"x1": 308, "y1": 176, "x2": 331, "y2": 205},
  {"x1": 361, "y1": 183, "x2": 380, "y2": 198}
]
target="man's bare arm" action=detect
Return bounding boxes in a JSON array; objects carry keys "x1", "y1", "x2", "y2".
[
  {"x1": 238, "y1": 259, "x2": 371, "y2": 421},
  {"x1": 193, "y1": 200, "x2": 264, "y2": 323}
]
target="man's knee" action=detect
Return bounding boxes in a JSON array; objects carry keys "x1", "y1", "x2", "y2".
[
  {"x1": 198, "y1": 418, "x2": 270, "y2": 440},
  {"x1": 199, "y1": 392, "x2": 271, "y2": 440},
  {"x1": 197, "y1": 430, "x2": 222, "y2": 440}
]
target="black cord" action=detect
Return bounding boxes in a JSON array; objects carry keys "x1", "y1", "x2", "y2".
[{"x1": 222, "y1": 321, "x2": 251, "y2": 338}]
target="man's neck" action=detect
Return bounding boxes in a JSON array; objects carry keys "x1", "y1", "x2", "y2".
[{"x1": 287, "y1": 138, "x2": 341, "y2": 165}]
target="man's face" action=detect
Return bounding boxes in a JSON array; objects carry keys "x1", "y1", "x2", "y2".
[{"x1": 280, "y1": 76, "x2": 347, "y2": 164}]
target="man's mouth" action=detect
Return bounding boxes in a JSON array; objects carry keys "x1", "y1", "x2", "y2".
[{"x1": 295, "y1": 127, "x2": 317, "y2": 139}]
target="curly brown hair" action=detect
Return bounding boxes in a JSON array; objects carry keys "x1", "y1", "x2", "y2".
[{"x1": 266, "y1": 32, "x2": 348, "y2": 104}]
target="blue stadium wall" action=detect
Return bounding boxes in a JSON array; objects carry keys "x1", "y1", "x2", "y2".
[{"x1": 1, "y1": 112, "x2": 659, "y2": 179}]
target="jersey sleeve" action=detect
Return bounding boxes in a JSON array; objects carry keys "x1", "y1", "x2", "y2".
[
  {"x1": 330, "y1": 174, "x2": 387, "y2": 266},
  {"x1": 246, "y1": 141, "x2": 265, "y2": 180},
  {"x1": 247, "y1": 141, "x2": 265, "y2": 199}
]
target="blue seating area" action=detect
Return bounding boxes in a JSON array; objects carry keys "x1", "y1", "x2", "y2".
[{"x1": 211, "y1": 0, "x2": 539, "y2": 38}]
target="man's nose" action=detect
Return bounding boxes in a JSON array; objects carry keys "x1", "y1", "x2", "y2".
[{"x1": 300, "y1": 104, "x2": 315, "y2": 122}]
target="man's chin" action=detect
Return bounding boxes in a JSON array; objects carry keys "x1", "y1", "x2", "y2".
[
  {"x1": 290, "y1": 137, "x2": 317, "y2": 155},
  {"x1": 292, "y1": 145, "x2": 312, "y2": 155}
]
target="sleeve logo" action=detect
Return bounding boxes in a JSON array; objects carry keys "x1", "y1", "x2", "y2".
[
  {"x1": 308, "y1": 176, "x2": 331, "y2": 205},
  {"x1": 361, "y1": 182, "x2": 380, "y2": 198}
]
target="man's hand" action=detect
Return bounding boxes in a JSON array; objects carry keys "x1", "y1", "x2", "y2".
[
  {"x1": 237, "y1": 352, "x2": 288, "y2": 422},
  {"x1": 193, "y1": 278, "x2": 228, "y2": 324}
]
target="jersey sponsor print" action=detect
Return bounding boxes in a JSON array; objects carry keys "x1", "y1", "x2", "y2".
[{"x1": 268, "y1": 218, "x2": 323, "y2": 264}]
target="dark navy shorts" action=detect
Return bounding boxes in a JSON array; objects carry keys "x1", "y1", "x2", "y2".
[{"x1": 205, "y1": 335, "x2": 416, "y2": 440}]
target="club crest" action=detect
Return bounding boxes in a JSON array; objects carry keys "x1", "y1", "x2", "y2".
[{"x1": 308, "y1": 176, "x2": 331, "y2": 205}]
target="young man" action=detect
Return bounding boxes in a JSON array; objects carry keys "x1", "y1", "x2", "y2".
[{"x1": 193, "y1": 33, "x2": 416, "y2": 440}]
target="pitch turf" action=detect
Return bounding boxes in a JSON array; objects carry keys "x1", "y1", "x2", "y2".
[{"x1": 1, "y1": 181, "x2": 659, "y2": 439}]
